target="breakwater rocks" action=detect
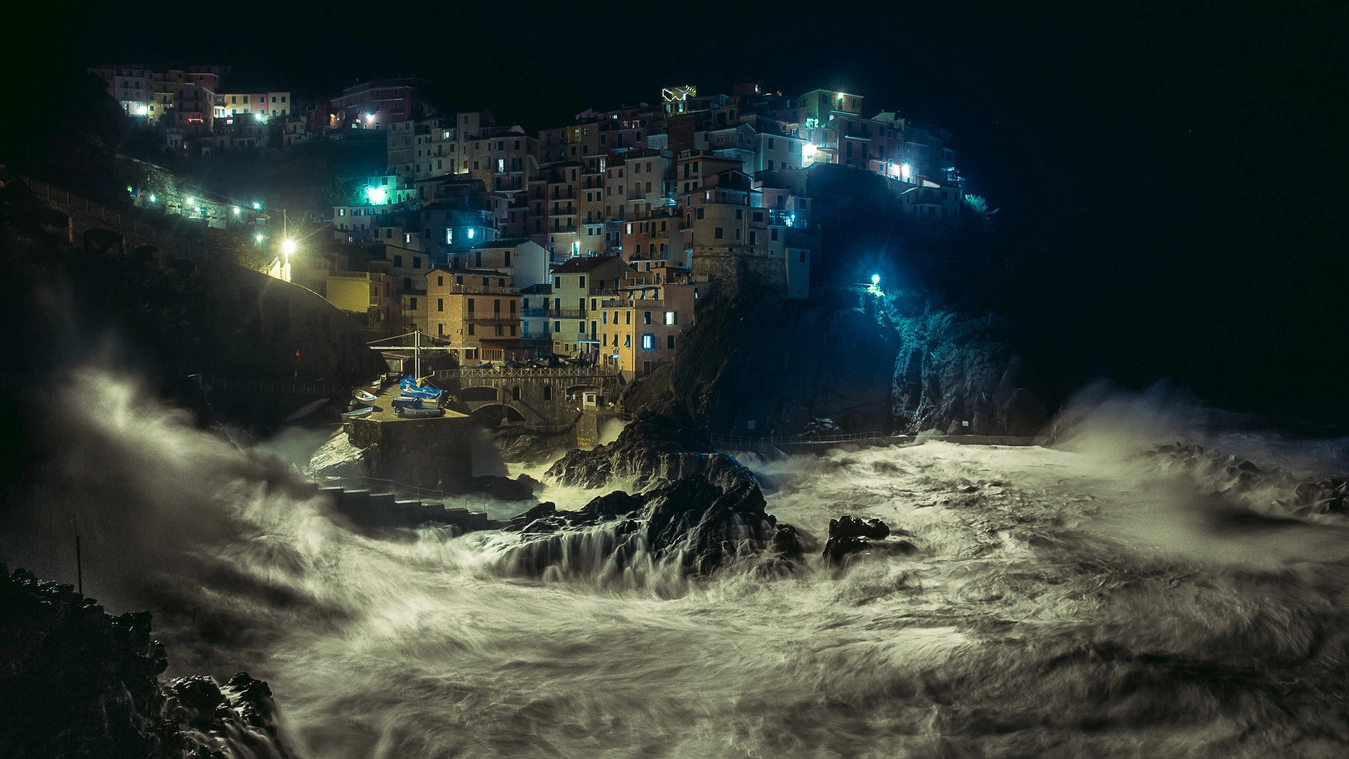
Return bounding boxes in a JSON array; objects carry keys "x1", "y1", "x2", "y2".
[
  {"x1": 822, "y1": 515, "x2": 918, "y2": 566},
  {"x1": 504, "y1": 414, "x2": 812, "y2": 580},
  {"x1": 501, "y1": 475, "x2": 808, "y2": 579},
  {"x1": 0, "y1": 565, "x2": 289, "y2": 758},
  {"x1": 547, "y1": 412, "x2": 755, "y2": 492}
]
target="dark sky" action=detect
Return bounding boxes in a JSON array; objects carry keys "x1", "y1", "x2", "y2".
[{"x1": 8, "y1": 0, "x2": 1349, "y2": 422}]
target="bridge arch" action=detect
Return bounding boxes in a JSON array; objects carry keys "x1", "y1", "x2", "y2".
[
  {"x1": 471, "y1": 403, "x2": 527, "y2": 426},
  {"x1": 461, "y1": 386, "x2": 499, "y2": 403}
]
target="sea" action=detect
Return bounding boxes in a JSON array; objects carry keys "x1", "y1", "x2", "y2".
[{"x1": 5, "y1": 371, "x2": 1349, "y2": 758}]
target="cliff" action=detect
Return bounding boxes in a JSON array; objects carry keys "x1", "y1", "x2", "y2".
[
  {"x1": 638, "y1": 285, "x2": 1047, "y2": 437},
  {"x1": 0, "y1": 565, "x2": 289, "y2": 758}
]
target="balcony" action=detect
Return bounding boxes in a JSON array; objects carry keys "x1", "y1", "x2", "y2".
[
  {"x1": 465, "y1": 313, "x2": 519, "y2": 324},
  {"x1": 522, "y1": 307, "x2": 551, "y2": 317}
]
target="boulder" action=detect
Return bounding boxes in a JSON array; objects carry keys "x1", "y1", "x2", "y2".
[
  {"x1": 547, "y1": 412, "x2": 756, "y2": 492},
  {"x1": 499, "y1": 475, "x2": 803, "y2": 578},
  {"x1": 822, "y1": 516, "x2": 917, "y2": 565}
]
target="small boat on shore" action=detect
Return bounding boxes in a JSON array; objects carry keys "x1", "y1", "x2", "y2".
[
  {"x1": 391, "y1": 395, "x2": 423, "y2": 410},
  {"x1": 342, "y1": 406, "x2": 375, "y2": 418},
  {"x1": 353, "y1": 389, "x2": 378, "y2": 405}
]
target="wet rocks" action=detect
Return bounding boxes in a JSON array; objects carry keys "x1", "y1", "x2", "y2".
[
  {"x1": 822, "y1": 516, "x2": 917, "y2": 565},
  {"x1": 547, "y1": 412, "x2": 756, "y2": 492},
  {"x1": 0, "y1": 564, "x2": 289, "y2": 758},
  {"x1": 502, "y1": 475, "x2": 802, "y2": 577}
]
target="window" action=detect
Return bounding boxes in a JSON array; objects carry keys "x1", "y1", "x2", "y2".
[
  {"x1": 543, "y1": 386, "x2": 552, "y2": 400},
  {"x1": 714, "y1": 227, "x2": 723, "y2": 239},
  {"x1": 771, "y1": 228, "x2": 779, "y2": 241},
  {"x1": 642, "y1": 334, "x2": 654, "y2": 350},
  {"x1": 696, "y1": 207, "x2": 704, "y2": 220},
  {"x1": 438, "y1": 323, "x2": 444, "y2": 335},
  {"x1": 409, "y1": 297, "x2": 417, "y2": 311},
  {"x1": 394, "y1": 255, "x2": 403, "y2": 267},
  {"x1": 625, "y1": 312, "x2": 631, "y2": 325},
  {"x1": 799, "y1": 250, "x2": 806, "y2": 263},
  {"x1": 437, "y1": 298, "x2": 444, "y2": 312},
  {"x1": 664, "y1": 311, "x2": 677, "y2": 325},
  {"x1": 413, "y1": 257, "x2": 422, "y2": 269},
  {"x1": 624, "y1": 335, "x2": 630, "y2": 348},
  {"x1": 579, "y1": 276, "x2": 586, "y2": 288},
  {"x1": 437, "y1": 276, "x2": 444, "y2": 286},
  {"x1": 468, "y1": 323, "x2": 475, "y2": 335},
  {"x1": 643, "y1": 311, "x2": 652, "y2": 325},
  {"x1": 736, "y1": 209, "x2": 742, "y2": 220},
  {"x1": 555, "y1": 321, "x2": 562, "y2": 333},
  {"x1": 667, "y1": 335, "x2": 675, "y2": 349}
]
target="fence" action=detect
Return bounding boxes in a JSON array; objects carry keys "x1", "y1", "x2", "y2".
[{"x1": 709, "y1": 431, "x2": 1041, "y2": 451}]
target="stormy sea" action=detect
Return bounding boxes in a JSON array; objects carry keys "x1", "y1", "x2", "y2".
[{"x1": 6, "y1": 371, "x2": 1349, "y2": 758}]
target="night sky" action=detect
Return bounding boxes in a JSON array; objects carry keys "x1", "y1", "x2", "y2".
[{"x1": 7, "y1": 1, "x2": 1348, "y2": 424}]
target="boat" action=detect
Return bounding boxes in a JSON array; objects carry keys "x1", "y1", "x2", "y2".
[
  {"x1": 353, "y1": 389, "x2": 378, "y2": 405},
  {"x1": 395, "y1": 405, "x2": 443, "y2": 418},
  {"x1": 401, "y1": 386, "x2": 443, "y2": 401},
  {"x1": 342, "y1": 406, "x2": 375, "y2": 418},
  {"x1": 391, "y1": 395, "x2": 423, "y2": 410}
]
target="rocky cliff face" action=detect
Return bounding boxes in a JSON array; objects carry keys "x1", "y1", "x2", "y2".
[
  {"x1": 0, "y1": 565, "x2": 289, "y2": 758},
  {"x1": 886, "y1": 308, "x2": 1048, "y2": 436},
  {"x1": 510, "y1": 414, "x2": 813, "y2": 580},
  {"x1": 547, "y1": 413, "x2": 756, "y2": 492},
  {"x1": 643, "y1": 285, "x2": 1048, "y2": 437}
]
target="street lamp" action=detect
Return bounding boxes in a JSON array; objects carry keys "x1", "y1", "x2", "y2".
[{"x1": 281, "y1": 239, "x2": 297, "y2": 282}]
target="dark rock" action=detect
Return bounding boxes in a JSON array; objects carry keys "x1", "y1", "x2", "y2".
[
  {"x1": 822, "y1": 515, "x2": 916, "y2": 565},
  {"x1": 547, "y1": 412, "x2": 755, "y2": 492},
  {"x1": 498, "y1": 475, "x2": 787, "y2": 578},
  {"x1": 0, "y1": 565, "x2": 290, "y2": 758},
  {"x1": 828, "y1": 515, "x2": 891, "y2": 540}
]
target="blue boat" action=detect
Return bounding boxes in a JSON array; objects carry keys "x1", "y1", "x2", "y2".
[
  {"x1": 342, "y1": 406, "x2": 375, "y2": 418},
  {"x1": 391, "y1": 395, "x2": 423, "y2": 410}
]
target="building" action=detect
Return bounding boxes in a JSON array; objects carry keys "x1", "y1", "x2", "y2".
[
  {"x1": 547, "y1": 256, "x2": 633, "y2": 358},
  {"x1": 329, "y1": 77, "x2": 431, "y2": 131}
]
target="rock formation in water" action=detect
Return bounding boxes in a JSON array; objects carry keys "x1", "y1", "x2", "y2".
[
  {"x1": 0, "y1": 565, "x2": 290, "y2": 758},
  {"x1": 821, "y1": 515, "x2": 918, "y2": 565},
  {"x1": 503, "y1": 475, "x2": 809, "y2": 577},
  {"x1": 547, "y1": 412, "x2": 754, "y2": 492},
  {"x1": 509, "y1": 414, "x2": 814, "y2": 578}
]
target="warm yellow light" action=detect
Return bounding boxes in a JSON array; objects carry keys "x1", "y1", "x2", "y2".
[{"x1": 282, "y1": 239, "x2": 297, "y2": 255}]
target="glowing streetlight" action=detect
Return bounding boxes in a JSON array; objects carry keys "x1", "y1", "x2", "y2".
[
  {"x1": 365, "y1": 186, "x2": 387, "y2": 205},
  {"x1": 802, "y1": 143, "x2": 818, "y2": 162},
  {"x1": 281, "y1": 238, "x2": 297, "y2": 282},
  {"x1": 233, "y1": 206, "x2": 240, "y2": 216},
  {"x1": 871, "y1": 274, "x2": 880, "y2": 286},
  {"x1": 253, "y1": 202, "x2": 261, "y2": 210},
  {"x1": 899, "y1": 163, "x2": 913, "y2": 181},
  {"x1": 256, "y1": 234, "x2": 264, "y2": 243},
  {"x1": 148, "y1": 194, "x2": 156, "y2": 203},
  {"x1": 365, "y1": 113, "x2": 375, "y2": 126},
  {"x1": 186, "y1": 196, "x2": 195, "y2": 206}
]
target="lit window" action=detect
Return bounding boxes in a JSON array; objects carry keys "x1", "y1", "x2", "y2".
[
  {"x1": 642, "y1": 334, "x2": 654, "y2": 350},
  {"x1": 664, "y1": 311, "x2": 676, "y2": 325}
]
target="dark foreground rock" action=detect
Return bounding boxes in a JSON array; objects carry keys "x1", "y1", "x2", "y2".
[
  {"x1": 502, "y1": 475, "x2": 812, "y2": 578},
  {"x1": 547, "y1": 412, "x2": 755, "y2": 492},
  {"x1": 0, "y1": 565, "x2": 289, "y2": 758},
  {"x1": 822, "y1": 516, "x2": 918, "y2": 565}
]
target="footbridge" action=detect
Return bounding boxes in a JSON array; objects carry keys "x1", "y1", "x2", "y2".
[{"x1": 433, "y1": 366, "x2": 624, "y2": 432}]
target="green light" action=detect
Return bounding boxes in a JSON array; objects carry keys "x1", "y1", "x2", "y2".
[{"x1": 253, "y1": 202, "x2": 261, "y2": 210}]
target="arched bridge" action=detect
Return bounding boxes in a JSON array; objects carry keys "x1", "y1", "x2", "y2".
[{"x1": 433, "y1": 366, "x2": 624, "y2": 431}]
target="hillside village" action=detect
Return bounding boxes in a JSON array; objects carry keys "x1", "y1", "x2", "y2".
[{"x1": 91, "y1": 67, "x2": 983, "y2": 383}]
